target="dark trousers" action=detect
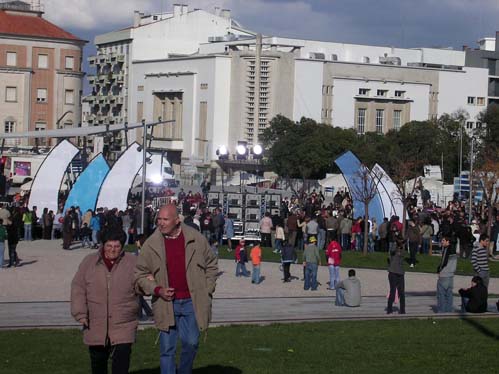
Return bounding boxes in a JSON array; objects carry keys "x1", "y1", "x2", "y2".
[
  {"x1": 89, "y1": 343, "x2": 132, "y2": 374},
  {"x1": 261, "y1": 232, "x2": 271, "y2": 248},
  {"x1": 282, "y1": 262, "x2": 291, "y2": 281},
  {"x1": 408, "y1": 241, "x2": 418, "y2": 265},
  {"x1": 327, "y1": 229, "x2": 337, "y2": 243},
  {"x1": 379, "y1": 237, "x2": 388, "y2": 252},
  {"x1": 62, "y1": 231, "x2": 73, "y2": 250},
  {"x1": 8, "y1": 243, "x2": 18, "y2": 266},
  {"x1": 387, "y1": 272, "x2": 405, "y2": 314}
]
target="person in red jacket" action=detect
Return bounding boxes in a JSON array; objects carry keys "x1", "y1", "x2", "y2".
[
  {"x1": 326, "y1": 239, "x2": 342, "y2": 289},
  {"x1": 235, "y1": 239, "x2": 250, "y2": 277}
]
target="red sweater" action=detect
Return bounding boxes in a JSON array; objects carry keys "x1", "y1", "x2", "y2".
[{"x1": 155, "y1": 231, "x2": 191, "y2": 300}]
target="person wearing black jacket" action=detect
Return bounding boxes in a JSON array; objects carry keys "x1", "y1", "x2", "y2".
[
  {"x1": 281, "y1": 241, "x2": 296, "y2": 282},
  {"x1": 459, "y1": 276, "x2": 488, "y2": 313}
]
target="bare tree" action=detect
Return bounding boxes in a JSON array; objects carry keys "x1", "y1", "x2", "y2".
[
  {"x1": 390, "y1": 159, "x2": 425, "y2": 233},
  {"x1": 349, "y1": 166, "x2": 382, "y2": 255},
  {"x1": 474, "y1": 155, "x2": 499, "y2": 241}
]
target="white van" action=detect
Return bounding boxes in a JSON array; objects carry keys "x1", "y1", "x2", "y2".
[{"x1": 2, "y1": 154, "x2": 46, "y2": 186}]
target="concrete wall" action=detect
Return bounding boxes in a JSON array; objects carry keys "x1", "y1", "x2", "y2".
[
  {"x1": 438, "y1": 67, "x2": 489, "y2": 121},
  {"x1": 293, "y1": 59, "x2": 323, "y2": 121}
]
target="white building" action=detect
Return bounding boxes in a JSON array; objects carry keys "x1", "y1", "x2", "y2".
[{"x1": 90, "y1": 5, "x2": 489, "y2": 173}]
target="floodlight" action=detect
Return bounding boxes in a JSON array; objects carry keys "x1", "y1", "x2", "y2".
[
  {"x1": 253, "y1": 144, "x2": 263, "y2": 156},
  {"x1": 236, "y1": 144, "x2": 247, "y2": 155},
  {"x1": 150, "y1": 173, "x2": 163, "y2": 184},
  {"x1": 216, "y1": 145, "x2": 229, "y2": 160}
]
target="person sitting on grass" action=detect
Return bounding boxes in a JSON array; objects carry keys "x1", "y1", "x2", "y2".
[
  {"x1": 458, "y1": 276, "x2": 488, "y2": 313},
  {"x1": 335, "y1": 269, "x2": 361, "y2": 307}
]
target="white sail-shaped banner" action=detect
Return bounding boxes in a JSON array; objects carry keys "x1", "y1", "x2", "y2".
[
  {"x1": 96, "y1": 142, "x2": 143, "y2": 211},
  {"x1": 371, "y1": 163, "x2": 405, "y2": 219},
  {"x1": 29, "y1": 140, "x2": 79, "y2": 214}
]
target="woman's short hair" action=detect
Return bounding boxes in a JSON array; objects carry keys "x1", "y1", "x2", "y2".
[{"x1": 101, "y1": 229, "x2": 127, "y2": 247}]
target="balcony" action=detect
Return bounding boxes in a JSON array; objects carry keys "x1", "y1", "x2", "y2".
[
  {"x1": 117, "y1": 54, "x2": 125, "y2": 63},
  {"x1": 88, "y1": 56, "x2": 96, "y2": 65},
  {"x1": 87, "y1": 75, "x2": 96, "y2": 84}
]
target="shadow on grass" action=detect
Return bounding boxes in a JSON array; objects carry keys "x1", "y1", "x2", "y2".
[
  {"x1": 461, "y1": 316, "x2": 499, "y2": 340},
  {"x1": 194, "y1": 366, "x2": 242, "y2": 373},
  {"x1": 131, "y1": 366, "x2": 242, "y2": 374}
]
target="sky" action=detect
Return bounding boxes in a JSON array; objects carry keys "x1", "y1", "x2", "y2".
[{"x1": 40, "y1": 0, "x2": 499, "y2": 85}]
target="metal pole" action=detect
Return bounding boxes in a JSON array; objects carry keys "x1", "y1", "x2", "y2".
[
  {"x1": 459, "y1": 120, "x2": 463, "y2": 199},
  {"x1": 141, "y1": 119, "x2": 147, "y2": 234},
  {"x1": 469, "y1": 137, "x2": 474, "y2": 224}
]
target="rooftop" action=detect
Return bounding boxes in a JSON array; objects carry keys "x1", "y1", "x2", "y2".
[{"x1": 0, "y1": 3, "x2": 84, "y2": 42}]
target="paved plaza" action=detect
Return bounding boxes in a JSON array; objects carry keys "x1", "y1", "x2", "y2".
[{"x1": 0, "y1": 240, "x2": 498, "y2": 329}]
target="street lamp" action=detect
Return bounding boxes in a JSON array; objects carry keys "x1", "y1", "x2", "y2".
[{"x1": 216, "y1": 145, "x2": 229, "y2": 160}]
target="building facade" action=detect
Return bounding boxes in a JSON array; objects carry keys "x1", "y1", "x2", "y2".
[
  {"x1": 0, "y1": 1, "x2": 86, "y2": 146},
  {"x1": 92, "y1": 5, "x2": 489, "y2": 172}
]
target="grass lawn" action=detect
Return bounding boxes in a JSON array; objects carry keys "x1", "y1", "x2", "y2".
[
  {"x1": 2, "y1": 319, "x2": 499, "y2": 373},
  {"x1": 214, "y1": 246, "x2": 499, "y2": 278}
]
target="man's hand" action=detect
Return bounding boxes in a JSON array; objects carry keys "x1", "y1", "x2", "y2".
[
  {"x1": 158, "y1": 287, "x2": 175, "y2": 302},
  {"x1": 80, "y1": 318, "x2": 89, "y2": 328}
]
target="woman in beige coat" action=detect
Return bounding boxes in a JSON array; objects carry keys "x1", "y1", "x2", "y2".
[{"x1": 71, "y1": 229, "x2": 139, "y2": 374}]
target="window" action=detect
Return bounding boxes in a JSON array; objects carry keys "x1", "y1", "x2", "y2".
[
  {"x1": 377, "y1": 90, "x2": 388, "y2": 97},
  {"x1": 331, "y1": 54, "x2": 338, "y2": 61},
  {"x1": 476, "y1": 122, "x2": 482, "y2": 129},
  {"x1": 467, "y1": 96, "x2": 476, "y2": 105},
  {"x1": 38, "y1": 54, "x2": 48, "y2": 69},
  {"x1": 395, "y1": 90, "x2": 405, "y2": 98},
  {"x1": 35, "y1": 122, "x2": 47, "y2": 145},
  {"x1": 6, "y1": 52, "x2": 17, "y2": 66},
  {"x1": 363, "y1": 56, "x2": 370, "y2": 63},
  {"x1": 393, "y1": 110, "x2": 402, "y2": 131},
  {"x1": 376, "y1": 109, "x2": 384, "y2": 134},
  {"x1": 357, "y1": 108, "x2": 366, "y2": 134},
  {"x1": 35, "y1": 122, "x2": 46, "y2": 131},
  {"x1": 65, "y1": 89, "x2": 74, "y2": 104},
  {"x1": 137, "y1": 85, "x2": 144, "y2": 91},
  {"x1": 358, "y1": 88, "x2": 370, "y2": 96},
  {"x1": 200, "y1": 83, "x2": 208, "y2": 90},
  {"x1": 65, "y1": 56, "x2": 74, "y2": 70},
  {"x1": 36, "y1": 88, "x2": 47, "y2": 103},
  {"x1": 5, "y1": 120, "x2": 15, "y2": 133},
  {"x1": 466, "y1": 121, "x2": 474, "y2": 129},
  {"x1": 5, "y1": 86, "x2": 17, "y2": 102},
  {"x1": 477, "y1": 97, "x2": 485, "y2": 106}
]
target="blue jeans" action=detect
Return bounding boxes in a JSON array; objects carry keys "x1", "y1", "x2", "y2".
[
  {"x1": 335, "y1": 287, "x2": 345, "y2": 306},
  {"x1": 160, "y1": 298, "x2": 200, "y2": 374},
  {"x1": 341, "y1": 234, "x2": 351, "y2": 251},
  {"x1": 274, "y1": 239, "x2": 283, "y2": 253},
  {"x1": 328, "y1": 265, "x2": 340, "y2": 289},
  {"x1": 252, "y1": 264, "x2": 261, "y2": 284},
  {"x1": 91, "y1": 230, "x2": 99, "y2": 246},
  {"x1": 0, "y1": 242, "x2": 4, "y2": 269},
  {"x1": 317, "y1": 229, "x2": 326, "y2": 250},
  {"x1": 437, "y1": 276, "x2": 454, "y2": 313},
  {"x1": 24, "y1": 223, "x2": 32, "y2": 241},
  {"x1": 236, "y1": 262, "x2": 250, "y2": 277},
  {"x1": 304, "y1": 263, "x2": 318, "y2": 290},
  {"x1": 422, "y1": 238, "x2": 430, "y2": 255},
  {"x1": 82, "y1": 236, "x2": 91, "y2": 248},
  {"x1": 368, "y1": 233, "x2": 376, "y2": 253}
]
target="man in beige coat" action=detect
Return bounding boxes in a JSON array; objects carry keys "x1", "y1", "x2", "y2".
[
  {"x1": 71, "y1": 229, "x2": 139, "y2": 374},
  {"x1": 134, "y1": 204, "x2": 218, "y2": 374}
]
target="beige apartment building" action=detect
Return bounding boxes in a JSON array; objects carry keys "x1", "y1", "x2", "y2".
[{"x1": 0, "y1": 1, "x2": 86, "y2": 146}]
